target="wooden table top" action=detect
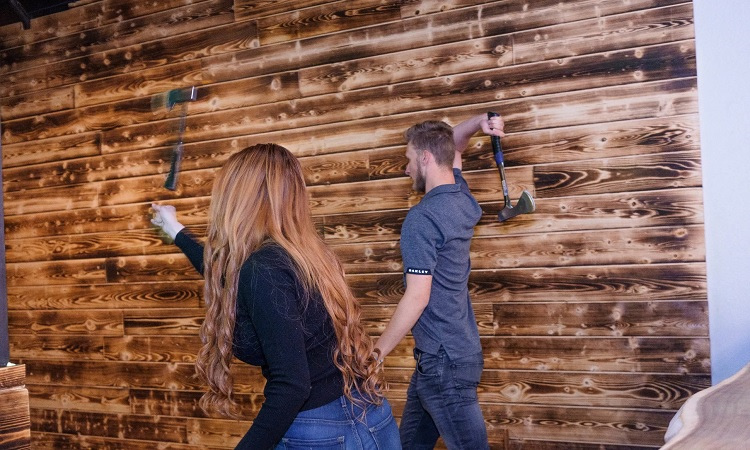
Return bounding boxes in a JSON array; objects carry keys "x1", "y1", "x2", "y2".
[{"x1": 663, "y1": 363, "x2": 750, "y2": 449}]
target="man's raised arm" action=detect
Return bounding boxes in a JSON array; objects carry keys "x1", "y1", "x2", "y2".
[{"x1": 452, "y1": 113, "x2": 506, "y2": 170}]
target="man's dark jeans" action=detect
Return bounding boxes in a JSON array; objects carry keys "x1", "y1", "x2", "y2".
[{"x1": 399, "y1": 347, "x2": 489, "y2": 449}]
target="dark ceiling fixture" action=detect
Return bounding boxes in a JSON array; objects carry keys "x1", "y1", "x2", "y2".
[{"x1": 0, "y1": 0, "x2": 71, "y2": 29}]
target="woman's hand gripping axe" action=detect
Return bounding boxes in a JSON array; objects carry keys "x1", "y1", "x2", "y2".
[{"x1": 488, "y1": 111, "x2": 535, "y2": 221}]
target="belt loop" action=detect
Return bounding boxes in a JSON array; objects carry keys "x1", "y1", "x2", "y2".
[
  {"x1": 340, "y1": 393, "x2": 347, "y2": 409},
  {"x1": 341, "y1": 393, "x2": 355, "y2": 422}
]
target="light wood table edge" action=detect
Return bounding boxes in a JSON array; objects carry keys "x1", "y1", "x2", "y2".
[{"x1": 662, "y1": 362, "x2": 750, "y2": 448}]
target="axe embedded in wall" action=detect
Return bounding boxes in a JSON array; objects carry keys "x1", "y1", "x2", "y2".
[
  {"x1": 487, "y1": 111, "x2": 535, "y2": 222},
  {"x1": 151, "y1": 86, "x2": 198, "y2": 191}
]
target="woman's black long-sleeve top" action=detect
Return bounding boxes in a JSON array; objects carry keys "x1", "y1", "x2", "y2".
[{"x1": 174, "y1": 230, "x2": 344, "y2": 449}]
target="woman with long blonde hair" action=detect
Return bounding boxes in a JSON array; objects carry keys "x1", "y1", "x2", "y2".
[{"x1": 151, "y1": 144, "x2": 399, "y2": 449}]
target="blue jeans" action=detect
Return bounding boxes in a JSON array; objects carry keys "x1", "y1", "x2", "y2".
[
  {"x1": 400, "y1": 348, "x2": 488, "y2": 450},
  {"x1": 274, "y1": 393, "x2": 401, "y2": 449}
]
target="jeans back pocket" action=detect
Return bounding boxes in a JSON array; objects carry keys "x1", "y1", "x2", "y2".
[
  {"x1": 368, "y1": 403, "x2": 401, "y2": 450},
  {"x1": 449, "y1": 353, "x2": 484, "y2": 400}
]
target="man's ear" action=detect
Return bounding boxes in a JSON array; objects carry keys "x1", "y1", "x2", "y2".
[{"x1": 421, "y1": 149, "x2": 432, "y2": 166}]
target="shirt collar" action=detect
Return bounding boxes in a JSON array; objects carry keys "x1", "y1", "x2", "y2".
[{"x1": 423, "y1": 181, "x2": 460, "y2": 200}]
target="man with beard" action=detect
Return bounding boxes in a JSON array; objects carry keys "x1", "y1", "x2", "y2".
[{"x1": 373, "y1": 113, "x2": 505, "y2": 449}]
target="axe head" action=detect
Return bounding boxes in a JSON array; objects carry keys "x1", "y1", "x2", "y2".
[
  {"x1": 151, "y1": 86, "x2": 198, "y2": 112},
  {"x1": 498, "y1": 190, "x2": 535, "y2": 222}
]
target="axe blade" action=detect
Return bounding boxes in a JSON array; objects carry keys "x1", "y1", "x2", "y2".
[{"x1": 497, "y1": 190, "x2": 535, "y2": 222}]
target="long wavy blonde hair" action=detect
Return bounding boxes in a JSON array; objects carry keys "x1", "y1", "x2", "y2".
[{"x1": 195, "y1": 144, "x2": 383, "y2": 418}]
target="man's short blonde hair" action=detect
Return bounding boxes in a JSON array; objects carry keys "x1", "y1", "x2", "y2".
[{"x1": 405, "y1": 120, "x2": 454, "y2": 167}]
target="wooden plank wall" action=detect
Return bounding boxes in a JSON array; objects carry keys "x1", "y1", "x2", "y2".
[{"x1": 0, "y1": 0, "x2": 708, "y2": 448}]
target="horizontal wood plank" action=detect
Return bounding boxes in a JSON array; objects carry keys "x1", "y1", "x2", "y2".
[
  {"x1": 400, "y1": 0, "x2": 489, "y2": 17},
  {"x1": 30, "y1": 408, "x2": 188, "y2": 443},
  {"x1": 309, "y1": 167, "x2": 533, "y2": 216},
  {"x1": 323, "y1": 187, "x2": 704, "y2": 243},
  {"x1": 471, "y1": 225, "x2": 705, "y2": 269},
  {"x1": 7, "y1": 310, "x2": 122, "y2": 335},
  {"x1": 4, "y1": 198, "x2": 208, "y2": 240},
  {"x1": 0, "y1": 2, "x2": 105, "y2": 49},
  {"x1": 5, "y1": 71, "x2": 302, "y2": 146},
  {"x1": 2, "y1": 132, "x2": 100, "y2": 169},
  {"x1": 22, "y1": 360, "x2": 264, "y2": 391},
  {"x1": 2, "y1": 109, "x2": 698, "y2": 177},
  {"x1": 298, "y1": 33, "x2": 513, "y2": 97},
  {"x1": 508, "y1": 441, "x2": 657, "y2": 450},
  {"x1": 482, "y1": 336, "x2": 710, "y2": 374},
  {"x1": 103, "y1": 336, "x2": 202, "y2": 362},
  {"x1": 331, "y1": 225, "x2": 705, "y2": 274},
  {"x1": 363, "y1": 303, "x2": 495, "y2": 336},
  {"x1": 511, "y1": 3, "x2": 695, "y2": 64},
  {"x1": 257, "y1": 0, "x2": 403, "y2": 46},
  {"x1": 487, "y1": 403, "x2": 674, "y2": 446},
  {"x1": 480, "y1": 370, "x2": 709, "y2": 410},
  {"x1": 185, "y1": 417, "x2": 252, "y2": 447},
  {"x1": 6, "y1": 282, "x2": 202, "y2": 310},
  {"x1": 384, "y1": 367, "x2": 709, "y2": 409},
  {"x1": 0, "y1": 0, "x2": 233, "y2": 50},
  {"x1": 94, "y1": 77, "x2": 698, "y2": 157},
  {"x1": 27, "y1": 384, "x2": 129, "y2": 414},
  {"x1": 6, "y1": 259, "x2": 107, "y2": 287},
  {"x1": 0, "y1": 0, "x2": 234, "y2": 77},
  {"x1": 5, "y1": 229, "x2": 176, "y2": 263},
  {"x1": 493, "y1": 300, "x2": 708, "y2": 337},
  {"x1": 209, "y1": 0, "x2": 691, "y2": 87},
  {"x1": 9, "y1": 335, "x2": 106, "y2": 360},
  {"x1": 31, "y1": 431, "x2": 208, "y2": 450},
  {"x1": 0, "y1": 86, "x2": 75, "y2": 121},
  {"x1": 534, "y1": 150, "x2": 703, "y2": 198},
  {"x1": 375, "y1": 334, "x2": 710, "y2": 374},
  {"x1": 4, "y1": 163, "x2": 529, "y2": 217},
  {"x1": 100, "y1": 0, "x2": 220, "y2": 24},
  {"x1": 467, "y1": 114, "x2": 701, "y2": 168},
  {"x1": 104, "y1": 254, "x2": 200, "y2": 283},
  {"x1": 3, "y1": 183, "x2": 101, "y2": 216},
  {"x1": 73, "y1": 59, "x2": 207, "y2": 108},
  {"x1": 1, "y1": 20, "x2": 258, "y2": 98},
  {"x1": 348, "y1": 263, "x2": 707, "y2": 304},
  {"x1": 233, "y1": 0, "x2": 332, "y2": 21},
  {"x1": 130, "y1": 388, "x2": 262, "y2": 418},
  {"x1": 297, "y1": 37, "x2": 693, "y2": 108},
  {"x1": 123, "y1": 309, "x2": 204, "y2": 336}
]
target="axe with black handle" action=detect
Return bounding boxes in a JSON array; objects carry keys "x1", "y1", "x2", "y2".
[
  {"x1": 488, "y1": 111, "x2": 535, "y2": 222},
  {"x1": 151, "y1": 87, "x2": 198, "y2": 191}
]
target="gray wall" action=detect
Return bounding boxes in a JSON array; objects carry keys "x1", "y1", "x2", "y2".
[{"x1": 694, "y1": 0, "x2": 750, "y2": 384}]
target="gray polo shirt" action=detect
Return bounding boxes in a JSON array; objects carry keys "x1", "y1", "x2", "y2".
[{"x1": 400, "y1": 168, "x2": 482, "y2": 359}]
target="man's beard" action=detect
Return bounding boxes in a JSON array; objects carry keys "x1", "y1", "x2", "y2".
[{"x1": 413, "y1": 168, "x2": 426, "y2": 193}]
